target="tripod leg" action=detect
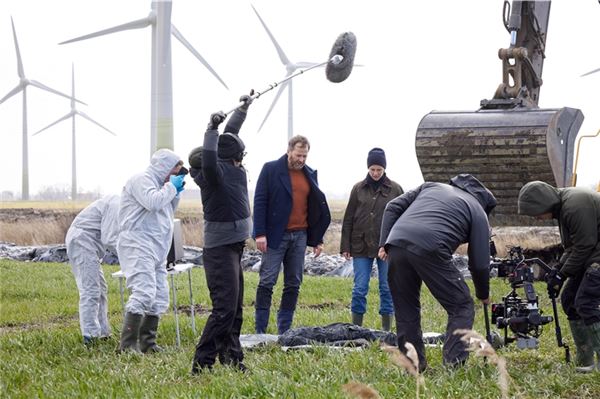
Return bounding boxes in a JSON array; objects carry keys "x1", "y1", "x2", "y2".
[{"x1": 483, "y1": 303, "x2": 493, "y2": 344}]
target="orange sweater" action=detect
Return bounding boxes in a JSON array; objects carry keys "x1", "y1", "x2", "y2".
[{"x1": 286, "y1": 169, "x2": 310, "y2": 230}]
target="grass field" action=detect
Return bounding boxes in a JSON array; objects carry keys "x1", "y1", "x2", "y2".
[{"x1": 1, "y1": 259, "x2": 598, "y2": 398}]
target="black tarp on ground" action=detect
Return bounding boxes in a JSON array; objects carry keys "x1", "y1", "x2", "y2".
[{"x1": 277, "y1": 322, "x2": 398, "y2": 347}]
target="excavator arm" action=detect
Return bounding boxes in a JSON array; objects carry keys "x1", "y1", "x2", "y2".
[
  {"x1": 415, "y1": 0, "x2": 584, "y2": 225},
  {"x1": 486, "y1": 0, "x2": 550, "y2": 108}
]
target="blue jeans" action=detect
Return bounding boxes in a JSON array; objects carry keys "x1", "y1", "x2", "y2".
[
  {"x1": 255, "y1": 230, "x2": 307, "y2": 333},
  {"x1": 351, "y1": 257, "x2": 394, "y2": 315}
]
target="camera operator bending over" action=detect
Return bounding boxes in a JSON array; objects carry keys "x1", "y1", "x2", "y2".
[
  {"x1": 190, "y1": 93, "x2": 253, "y2": 374},
  {"x1": 518, "y1": 181, "x2": 600, "y2": 373},
  {"x1": 378, "y1": 174, "x2": 497, "y2": 372}
]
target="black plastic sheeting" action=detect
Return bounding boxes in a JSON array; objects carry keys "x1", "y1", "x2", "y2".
[{"x1": 277, "y1": 322, "x2": 398, "y2": 347}]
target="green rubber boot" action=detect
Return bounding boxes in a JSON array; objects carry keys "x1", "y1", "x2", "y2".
[
  {"x1": 382, "y1": 314, "x2": 393, "y2": 332},
  {"x1": 118, "y1": 312, "x2": 142, "y2": 353},
  {"x1": 587, "y1": 321, "x2": 600, "y2": 372},
  {"x1": 352, "y1": 313, "x2": 363, "y2": 327},
  {"x1": 569, "y1": 320, "x2": 595, "y2": 373},
  {"x1": 139, "y1": 315, "x2": 163, "y2": 353}
]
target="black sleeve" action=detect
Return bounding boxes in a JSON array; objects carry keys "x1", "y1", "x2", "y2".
[
  {"x1": 467, "y1": 210, "x2": 491, "y2": 300},
  {"x1": 202, "y1": 128, "x2": 221, "y2": 185},
  {"x1": 224, "y1": 109, "x2": 247, "y2": 135}
]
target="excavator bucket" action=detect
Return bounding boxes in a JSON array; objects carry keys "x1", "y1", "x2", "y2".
[{"x1": 415, "y1": 107, "x2": 583, "y2": 225}]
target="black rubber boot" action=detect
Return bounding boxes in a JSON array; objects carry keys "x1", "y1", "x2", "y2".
[
  {"x1": 382, "y1": 314, "x2": 393, "y2": 332},
  {"x1": 570, "y1": 320, "x2": 595, "y2": 373},
  {"x1": 139, "y1": 315, "x2": 163, "y2": 353},
  {"x1": 352, "y1": 312, "x2": 363, "y2": 327},
  {"x1": 588, "y1": 322, "x2": 600, "y2": 372},
  {"x1": 118, "y1": 312, "x2": 142, "y2": 353}
]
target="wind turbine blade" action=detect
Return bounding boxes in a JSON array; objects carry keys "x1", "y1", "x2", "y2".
[
  {"x1": 0, "y1": 83, "x2": 23, "y2": 105},
  {"x1": 251, "y1": 5, "x2": 290, "y2": 66},
  {"x1": 10, "y1": 17, "x2": 25, "y2": 78},
  {"x1": 171, "y1": 25, "x2": 229, "y2": 90},
  {"x1": 32, "y1": 113, "x2": 72, "y2": 136},
  {"x1": 258, "y1": 81, "x2": 288, "y2": 132},
  {"x1": 77, "y1": 111, "x2": 117, "y2": 135},
  {"x1": 29, "y1": 80, "x2": 87, "y2": 105},
  {"x1": 581, "y1": 67, "x2": 600, "y2": 77},
  {"x1": 59, "y1": 16, "x2": 153, "y2": 45}
]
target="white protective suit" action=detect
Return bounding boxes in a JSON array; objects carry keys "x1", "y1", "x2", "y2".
[
  {"x1": 118, "y1": 149, "x2": 181, "y2": 316},
  {"x1": 66, "y1": 194, "x2": 120, "y2": 338}
]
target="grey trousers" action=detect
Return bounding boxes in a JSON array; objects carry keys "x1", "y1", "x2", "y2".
[{"x1": 387, "y1": 246, "x2": 475, "y2": 367}]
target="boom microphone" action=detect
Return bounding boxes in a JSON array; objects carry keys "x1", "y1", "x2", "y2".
[
  {"x1": 325, "y1": 32, "x2": 357, "y2": 83},
  {"x1": 224, "y1": 32, "x2": 358, "y2": 115}
]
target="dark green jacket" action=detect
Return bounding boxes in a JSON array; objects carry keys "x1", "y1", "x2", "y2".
[
  {"x1": 340, "y1": 175, "x2": 403, "y2": 258},
  {"x1": 518, "y1": 181, "x2": 600, "y2": 277}
]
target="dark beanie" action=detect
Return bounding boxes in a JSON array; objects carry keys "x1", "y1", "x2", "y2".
[
  {"x1": 367, "y1": 147, "x2": 386, "y2": 168},
  {"x1": 218, "y1": 133, "x2": 245, "y2": 159},
  {"x1": 188, "y1": 146, "x2": 203, "y2": 168}
]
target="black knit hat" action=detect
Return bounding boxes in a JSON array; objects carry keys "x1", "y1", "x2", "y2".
[
  {"x1": 188, "y1": 146, "x2": 203, "y2": 169},
  {"x1": 367, "y1": 147, "x2": 386, "y2": 168},
  {"x1": 218, "y1": 133, "x2": 245, "y2": 160}
]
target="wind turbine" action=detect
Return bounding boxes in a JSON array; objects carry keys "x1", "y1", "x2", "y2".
[
  {"x1": 251, "y1": 5, "x2": 322, "y2": 140},
  {"x1": 581, "y1": 67, "x2": 600, "y2": 77},
  {"x1": 0, "y1": 17, "x2": 83, "y2": 201},
  {"x1": 60, "y1": 0, "x2": 229, "y2": 156},
  {"x1": 33, "y1": 64, "x2": 116, "y2": 201}
]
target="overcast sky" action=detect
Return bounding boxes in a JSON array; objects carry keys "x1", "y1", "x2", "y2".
[{"x1": 1, "y1": 0, "x2": 599, "y2": 199}]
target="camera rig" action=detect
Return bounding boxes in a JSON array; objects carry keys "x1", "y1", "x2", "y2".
[{"x1": 486, "y1": 243, "x2": 571, "y2": 362}]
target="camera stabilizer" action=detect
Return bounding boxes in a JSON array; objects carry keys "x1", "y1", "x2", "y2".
[{"x1": 486, "y1": 243, "x2": 571, "y2": 363}]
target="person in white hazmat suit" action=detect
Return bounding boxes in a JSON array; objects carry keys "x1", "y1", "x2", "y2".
[
  {"x1": 66, "y1": 194, "x2": 120, "y2": 345},
  {"x1": 118, "y1": 148, "x2": 186, "y2": 353}
]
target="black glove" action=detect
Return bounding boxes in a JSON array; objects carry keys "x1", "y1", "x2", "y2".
[
  {"x1": 238, "y1": 89, "x2": 254, "y2": 112},
  {"x1": 546, "y1": 268, "x2": 565, "y2": 298},
  {"x1": 207, "y1": 111, "x2": 226, "y2": 130}
]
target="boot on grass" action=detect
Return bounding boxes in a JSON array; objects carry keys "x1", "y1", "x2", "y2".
[
  {"x1": 352, "y1": 312, "x2": 363, "y2": 327},
  {"x1": 118, "y1": 312, "x2": 142, "y2": 353},
  {"x1": 382, "y1": 314, "x2": 393, "y2": 332},
  {"x1": 139, "y1": 315, "x2": 163, "y2": 353},
  {"x1": 570, "y1": 320, "x2": 595, "y2": 373}
]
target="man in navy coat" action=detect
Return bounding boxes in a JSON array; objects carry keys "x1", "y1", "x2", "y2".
[{"x1": 253, "y1": 135, "x2": 331, "y2": 334}]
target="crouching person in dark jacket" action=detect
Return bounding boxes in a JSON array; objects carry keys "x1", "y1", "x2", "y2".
[
  {"x1": 518, "y1": 181, "x2": 600, "y2": 373},
  {"x1": 190, "y1": 93, "x2": 253, "y2": 374},
  {"x1": 378, "y1": 174, "x2": 497, "y2": 372}
]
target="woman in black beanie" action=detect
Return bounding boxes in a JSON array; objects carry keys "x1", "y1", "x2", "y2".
[{"x1": 340, "y1": 147, "x2": 403, "y2": 331}]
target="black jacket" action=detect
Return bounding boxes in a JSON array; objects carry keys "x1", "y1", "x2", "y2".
[
  {"x1": 379, "y1": 174, "x2": 497, "y2": 299},
  {"x1": 190, "y1": 110, "x2": 251, "y2": 249},
  {"x1": 518, "y1": 181, "x2": 600, "y2": 277}
]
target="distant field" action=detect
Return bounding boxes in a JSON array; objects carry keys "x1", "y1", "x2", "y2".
[
  {"x1": 0, "y1": 199, "x2": 347, "y2": 251},
  {"x1": 0, "y1": 199, "x2": 559, "y2": 257}
]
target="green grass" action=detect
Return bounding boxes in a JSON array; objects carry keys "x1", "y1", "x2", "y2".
[{"x1": 1, "y1": 259, "x2": 598, "y2": 398}]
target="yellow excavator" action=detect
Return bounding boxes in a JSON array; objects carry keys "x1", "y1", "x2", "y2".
[{"x1": 415, "y1": 1, "x2": 588, "y2": 224}]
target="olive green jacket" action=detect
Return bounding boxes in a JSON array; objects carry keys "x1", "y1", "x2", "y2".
[
  {"x1": 518, "y1": 182, "x2": 600, "y2": 277},
  {"x1": 340, "y1": 175, "x2": 403, "y2": 258}
]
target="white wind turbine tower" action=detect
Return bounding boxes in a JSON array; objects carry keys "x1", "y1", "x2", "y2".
[
  {"x1": 33, "y1": 64, "x2": 116, "y2": 201},
  {"x1": 60, "y1": 0, "x2": 228, "y2": 156},
  {"x1": 0, "y1": 17, "x2": 83, "y2": 201},
  {"x1": 252, "y1": 5, "x2": 322, "y2": 140}
]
